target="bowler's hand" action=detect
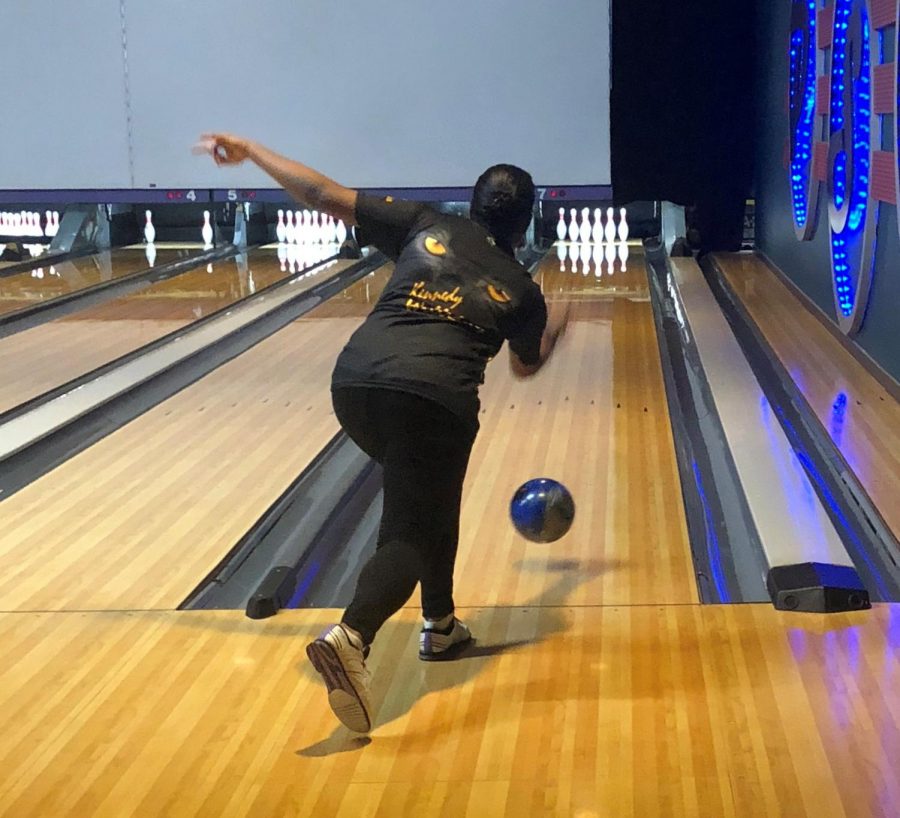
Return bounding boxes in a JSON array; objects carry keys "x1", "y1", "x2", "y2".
[{"x1": 194, "y1": 133, "x2": 252, "y2": 166}]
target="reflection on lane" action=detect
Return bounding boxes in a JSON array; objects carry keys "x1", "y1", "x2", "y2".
[{"x1": 0, "y1": 246, "x2": 201, "y2": 318}]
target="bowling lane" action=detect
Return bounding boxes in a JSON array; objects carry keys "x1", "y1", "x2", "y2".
[
  {"x1": 0, "y1": 246, "x2": 335, "y2": 415},
  {"x1": 0, "y1": 261, "x2": 392, "y2": 612},
  {"x1": 452, "y1": 242, "x2": 697, "y2": 607},
  {"x1": 0, "y1": 245, "x2": 201, "y2": 318}
]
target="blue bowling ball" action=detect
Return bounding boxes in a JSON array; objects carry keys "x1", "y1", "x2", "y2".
[{"x1": 509, "y1": 478, "x2": 575, "y2": 543}]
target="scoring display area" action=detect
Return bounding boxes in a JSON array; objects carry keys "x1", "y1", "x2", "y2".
[{"x1": 788, "y1": 0, "x2": 898, "y2": 336}]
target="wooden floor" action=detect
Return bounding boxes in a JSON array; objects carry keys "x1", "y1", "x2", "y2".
[
  {"x1": 0, "y1": 248, "x2": 326, "y2": 414},
  {"x1": 0, "y1": 603, "x2": 896, "y2": 817},
  {"x1": 1, "y1": 245, "x2": 897, "y2": 816},
  {"x1": 715, "y1": 253, "x2": 900, "y2": 546},
  {"x1": 0, "y1": 259, "x2": 383, "y2": 612}
]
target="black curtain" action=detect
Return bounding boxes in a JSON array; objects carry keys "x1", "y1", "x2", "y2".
[{"x1": 611, "y1": 0, "x2": 757, "y2": 252}]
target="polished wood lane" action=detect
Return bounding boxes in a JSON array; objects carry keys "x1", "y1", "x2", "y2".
[
  {"x1": 0, "y1": 247, "x2": 333, "y2": 415},
  {"x1": 715, "y1": 252, "x2": 900, "y2": 546},
  {"x1": 453, "y1": 245, "x2": 696, "y2": 607},
  {"x1": 0, "y1": 262, "x2": 391, "y2": 612},
  {"x1": 0, "y1": 246, "x2": 201, "y2": 317},
  {"x1": 0, "y1": 603, "x2": 896, "y2": 817}
]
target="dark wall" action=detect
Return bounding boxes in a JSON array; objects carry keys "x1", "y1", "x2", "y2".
[
  {"x1": 611, "y1": 0, "x2": 756, "y2": 251},
  {"x1": 755, "y1": 0, "x2": 900, "y2": 382}
]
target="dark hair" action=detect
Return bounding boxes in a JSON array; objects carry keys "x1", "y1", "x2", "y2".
[{"x1": 470, "y1": 164, "x2": 535, "y2": 253}]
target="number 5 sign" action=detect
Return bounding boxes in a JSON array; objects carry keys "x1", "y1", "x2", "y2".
[{"x1": 788, "y1": 0, "x2": 896, "y2": 335}]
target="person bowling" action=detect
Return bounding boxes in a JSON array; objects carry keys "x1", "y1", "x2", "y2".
[{"x1": 198, "y1": 133, "x2": 569, "y2": 732}]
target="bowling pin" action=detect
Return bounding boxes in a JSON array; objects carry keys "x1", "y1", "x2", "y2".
[
  {"x1": 300, "y1": 210, "x2": 310, "y2": 243},
  {"x1": 556, "y1": 207, "x2": 567, "y2": 243},
  {"x1": 580, "y1": 208, "x2": 591, "y2": 243},
  {"x1": 592, "y1": 208, "x2": 603, "y2": 244},
  {"x1": 144, "y1": 210, "x2": 156, "y2": 244},
  {"x1": 617, "y1": 207, "x2": 629, "y2": 242},
  {"x1": 145, "y1": 242, "x2": 157, "y2": 267},
  {"x1": 277, "y1": 242, "x2": 288, "y2": 272},
  {"x1": 567, "y1": 208, "x2": 579, "y2": 243},
  {"x1": 276, "y1": 209, "x2": 287, "y2": 243},
  {"x1": 44, "y1": 210, "x2": 52, "y2": 238},
  {"x1": 201, "y1": 210, "x2": 214, "y2": 247},
  {"x1": 336, "y1": 217, "x2": 347, "y2": 245},
  {"x1": 298, "y1": 210, "x2": 308, "y2": 244},
  {"x1": 618, "y1": 241, "x2": 629, "y2": 272},
  {"x1": 556, "y1": 241, "x2": 567, "y2": 271},
  {"x1": 285, "y1": 210, "x2": 295, "y2": 244},
  {"x1": 604, "y1": 207, "x2": 616, "y2": 243}
]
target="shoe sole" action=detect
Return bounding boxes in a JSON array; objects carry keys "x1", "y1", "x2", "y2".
[
  {"x1": 418, "y1": 635, "x2": 474, "y2": 662},
  {"x1": 306, "y1": 639, "x2": 372, "y2": 733}
]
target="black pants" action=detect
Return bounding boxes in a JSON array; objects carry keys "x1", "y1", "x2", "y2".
[{"x1": 332, "y1": 387, "x2": 476, "y2": 646}]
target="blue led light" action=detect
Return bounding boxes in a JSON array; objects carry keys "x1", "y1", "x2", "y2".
[
  {"x1": 833, "y1": 150, "x2": 847, "y2": 208},
  {"x1": 789, "y1": 1, "x2": 817, "y2": 230},
  {"x1": 828, "y1": 0, "x2": 871, "y2": 318}
]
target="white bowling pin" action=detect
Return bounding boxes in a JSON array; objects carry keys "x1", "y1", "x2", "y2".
[
  {"x1": 617, "y1": 207, "x2": 629, "y2": 242},
  {"x1": 277, "y1": 242, "x2": 288, "y2": 272},
  {"x1": 144, "y1": 210, "x2": 156, "y2": 244},
  {"x1": 580, "y1": 208, "x2": 592, "y2": 243},
  {"x1": 201, "y1": 210, "x2": 214, "y2": 247},
  {"x1": 301, "y1": 210, "x2": 311, "y2": 243},
  {"x1": 567, "y1": 208, "x2": 579, "y2": 242},
  {"x1": 604, "y1": 207, "x2": 617, "y2": 243},
  {"x1": 276, "y1": 209, "x2": 287, "y2": 243},
  {"x1": 44, "y1": 210, "x2": 52, "y2": 238},
  {"x1": 336, "y1": 218, "x2": 347, "y2": 245},
  {"x1": 296, "y1": 210, "x2": 305, "y2": 244},
  {"x1": 145, "y1": 242, "x2": 157, "y2": 267},
  {"x1": 592, "y1": 208, "x2": 603, "y2": 243},
  {"x1": 284, "y1": 211, "x2": 295, "y2": 243},
  {"x1": 556, "y1": 207, "x2": 567, "y2": 242}
]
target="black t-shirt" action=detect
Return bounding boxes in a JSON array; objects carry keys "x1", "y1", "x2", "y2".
[{"x1": 332, "y1": 193, "x2": 547, "y2": 430}]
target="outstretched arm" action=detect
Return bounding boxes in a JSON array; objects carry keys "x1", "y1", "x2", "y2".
[{"x1": 197, "y1": 133, "x2": 358, "y2": 226}]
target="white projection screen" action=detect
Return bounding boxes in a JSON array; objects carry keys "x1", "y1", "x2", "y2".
[
  {"x1": 0, "y1": 0, "x2": 131, "y2": 189},
  {"x1": 1, "y1": 1, "x2": 611, "y2": 191}
]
